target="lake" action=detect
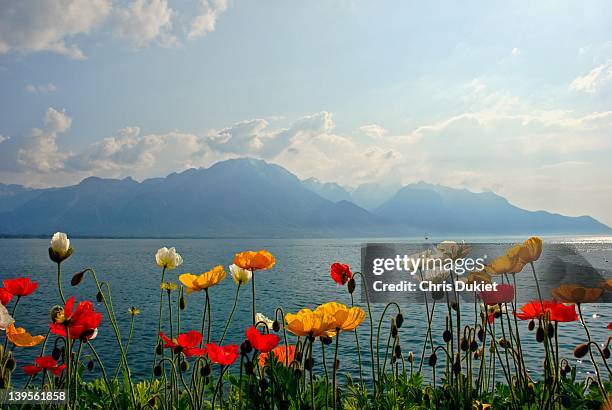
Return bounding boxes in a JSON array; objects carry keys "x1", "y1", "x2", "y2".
[{"x1": 1, "y1": 236, "x2": 610, "y2": 384}]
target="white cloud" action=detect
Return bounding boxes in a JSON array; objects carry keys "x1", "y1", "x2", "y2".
[
  {"x1": 511, "y1": 47, "x2": 521, "y2": 56},
  {"x1": 570, "y1": 60, "x2": 612, "y2": 93},
  {"x1": 359, "y1": 124, "x2": 386, "y2": 138},
  {"x1": 113, "y1": 0, "x2": 174, "y2": 47},
  {"x1": 0, "y1": 0, "x2": 112, "y2": 59},
  {"x1": 188, "y1": 0, "x2": 229, "y2": 39},
  {"x1": 24, "y1": 83, "x2": 57, "y2": 94}
]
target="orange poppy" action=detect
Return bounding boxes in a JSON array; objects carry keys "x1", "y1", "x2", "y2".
[
  {"x1": 6, "y1": 323, "x2": 45, "y2": 347},
  {"x1": 552, "y1": 284, "x2": 603, "y2": 304},
  {"x1": 234, "y1": 250, "x2": 275, "y2": 271},
  {"x1": 259, "y1": 345, "x2": 297, "y2": 367},
  {"x1": 517, "y1": 237, "x2": 543, "y2": 263}
]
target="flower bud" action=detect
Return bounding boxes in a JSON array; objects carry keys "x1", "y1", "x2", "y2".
[
  {"x1": 396, "y1": 313, "x2": 404, "y2": 328},
  {"x1": 333, "y1": 359, "x2": 340, "y2": 371},
  {"x1": 443, "y1": 330, "x2": 452, "y2": 343},
  {"x1": 180, "y1": 361, "x2": 188, "y2": 372},
  {"x1": 407, "y1": 351, "x2": 414, "y2": 363},
  {"x1": 470, "y1": 340, "x2": 478, "y2": 352},
  {"x1": 423, "y1": 391, "x2": 430, "y2": 403},
  {"x1": 148, "y1": 397, "x2": 156, "y2": 407},
  {"x1": 5, "y1": 356, "x2": 15, "y2": 371},
  {"x1": 294, "y1": 368, "x2": 302, "y2": 378},
  {"x1": 391, "y1": 322, "x2": 398, "y2": 338},
  {"x1": 536, "y1": 325, "x2": 544, "y2": 343},
  {"x1": 295, "y1": 351, "x2": 303, "y2": 362},
  {"x1": 245, "y1": 361, "x2": 255, "y2": 375},
  {"x1": 498, "y1": 338, "x2": 510, "y2": 349},
  {"x1": 52, "y1": 346, "x2": 62, "y2": 360},
  {"x1": 156, "y1": 342, "x2": 163, "y2": 355},
  {"x1": 179, "y1": 296, "x2": 186, "y2": 310},
  {"x1": 560, "y1": 368, "x2": 566, "y2": 378},
  {"x1": 452, "y1": 354, "x2": 461, "y2": 374},
  {"x1": 173, "y1": 346, "x2": 183, "y2": 355},
  {"x1": 347, "y1": 278, "x2": 356, "y2": 294},
  {"x1": 96, "y1": 291, "x2": 103, "y2": 303},
  {"x1": 87, "y1": 360, "x2": 94, "y2": 371},
  {"x1": 460, "y1": 338, "x2": 468, "y2": 352},
  {"x1": 547, "y1": 322, "x2": 555, "y2": 339},
  {"x1": 202, "y1": 363, "x2": 211, "y2": 377},
  {"x1": 394, "y1": 344, "x2": 401, "y2": 357},
  {"x1": 477, "y1": 327, "x2": 484, "y2": 342},
  {"x1": 450, "y1": 301, "x2": 458, "y2": 311},
  {"x1": 573, "y1": 343, "x2": 589, "y2": 358},
  {"x1": 564, "y1": 364, "x2": 571, "y2": 373},
  {"x1": 272, "y1": 320, "x2": 280, "y2": 332},
  {"x1": 603, "y1": 346, "x2": 610, "y2": 359},
  {"x1": 241, "y1": 340, "x2": 252, "y2": 354},
  {"x1": 154, "y1": 365, "x2": 162, "y2": 377},
  {"x1": 320, "y1": 335, "x2": 333, "y2": 345},
  {"x1": 259, "y1": 378, "x2": 269, "y2": 391},
  {"x1": 428, "y1": 352, "x2": 437, "y2": 367},
  {"x1": 71, "y1": 270, "x2": 86, "y2": 286},
  {"x1": 528, "y1": 319, "x2": 535, "y2": 331},
  {"x1": 304, "y1": 357, "x2": 314, "y2": 370}
]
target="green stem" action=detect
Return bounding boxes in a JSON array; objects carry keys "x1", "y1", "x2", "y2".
[
  {"x1": 251, "y1": 270, "x2": 256, "y2": 325},
  {"x1": 220, "y1": 284, "x2": 241, "y2": 343},
  {"x1": 57, "y1": 262, "x2": 66, "y2": 304},
  {"x1": 88, "y1": 343, "x2": 119, "y2": 410},
  {"x1": 332, "y1": 330, "x2": 340, "y2": 410}
]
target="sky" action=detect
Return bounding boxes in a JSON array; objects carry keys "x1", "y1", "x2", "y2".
[{"x1": 0, "y1": 0, "x2": 611, "y2": 225}]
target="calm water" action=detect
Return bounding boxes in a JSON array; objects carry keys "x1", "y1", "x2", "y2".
[{"x1": 0, "y1": 237, "x2": 610, "y2": 384}]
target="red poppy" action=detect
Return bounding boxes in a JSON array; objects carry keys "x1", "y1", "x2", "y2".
[
  {"x1": 608, "y1": 323, "x2": 612, "y2": 330},
  {"x1": 514, "y1": 300, "x2": 577, "y2": 322},
  {"x1": 330, "y1": 263, "x2": 353, "y2": 285},
  {"x1": 205, "y1": 343, "x2": 239, "y2": 366},
  {"x1": 3, "y1": 277, "x2": 38, "y2": 297},
  {"x1": 50, "y1": 297, "x2": 102, "y2": 340},
  {"x1": 259, "y1": 345, "x2": 296, "y2": 367},
  {"x1": 159, "y1": 330, "x2": 206, "y2": 357},
  {"x1": 23, "y1": 356, "x2": 66, "y2": 376},
  {"x1": 480, "y1": 284, "x2": 514, "y2": 305},
  {"x1": 246, "y1": 326, "x2": 279, "y2": 353},
  {"x1": 0, "y1": 288, "x2": 13, "y2": 305}
]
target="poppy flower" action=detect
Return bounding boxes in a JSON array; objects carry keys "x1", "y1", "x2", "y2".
[
  {"x1": 229, "y1": 264, "x2": 252, "y2": 285},
  {"x1": 552, "y1": 284, "x2": 604, "y2": 304},
  {"x1": 3, "y1": 277, "x2": 38, "y2": 297},
  {"x1": 23, "y1": 355, "x2": 66, "y2": 376},
  {"x1": 159, "y1": 330, "x2": 206, "y2": 357},
  {"x1": 6, "y1": 323, "x2": 45, "y2": 347},
  {"x1": 517, "y1": 237, "x2": 543, "y2": 263},
  {"x1": 246, "y1": 326, "x2": 279, "y2": 353},
  {"x1": 465, "y1": 270, "x2": 492, "y2": 285},
  {"x1": 179, "y1": 266, "x2": 226, "y2": 293},
  {"x1": 259, "y1": 345, "x2": 296, "y2": 367},
  {"x1": 486, "y1": 246, "x2": 525, "y2": 275},
  {"x1": 608, "y1": 323, "x2": 612, "y2": 330},
  {"x1": 0, "y1": 288, "x2": 13, "y2": 305},
  {"x1": 285, "y1": 308, "x2": 336, "y2": 337},
  {"x1": 255, "y1": 313, "x2": 274, "y2": 330},
  {"x1": 330, "y1": 263, "x2": 353, "y2": 285},
  {"x1": 50, "y1": 297, "x2": 102, "y2": 340},
  {"x1": 49, "y1": 232, "x2": 73, "y2": 263},
  {"x1": 233, "y1": 250, "x2": 276, "y2": 271},
  {"x1": 600, "y1": 279, "x2": 612, "y2": 291},
  {"x1": 480, "y1": 284, "x2": 514, "y2": 305},
  {"x1": 514, "y1": 300, "x2": 577, "y2": 322},
  {"x1": 155, "y1": 247, "x2": 183, "y2": 270},
  {"x1": 205, "y1": 343, "x2": 239, "y2": 366},
  {"x1": 486, "y1": 304, "x2": 505, "y2": 324},
  {"x1": 0, "y1": 304, "x2": 14, "y2": 330},
  {"x1": 315, "y1": 302, "x2": 366, "y2": 333}
]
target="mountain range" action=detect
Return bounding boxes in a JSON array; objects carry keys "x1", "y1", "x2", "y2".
[{"x1": 0, "y1": 158, "x2": 609, "y2": 237}]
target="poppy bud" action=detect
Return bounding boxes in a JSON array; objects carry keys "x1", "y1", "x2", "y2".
[
  {"x1": 294, "y1": 368, "x2": 302, "y2": 378},
  {"x1": 259, "y1": 378, "x2": 269, "y2": 391},
  {"x1": 87, "y1": 360, "x2": 94, "y2": 371},
  {"x1": 156, "y1": 342, "x2": 163, "y2": 355},
  {"x1": 272, "y1": 320, "x2": 280, "y2": 332},
  {"x1": 590, "y1": 380, "x2": 599, "y2": 390},
  {"x1": 396, "y1": 313, "x2": 404, "y2": 328},
  {"x1": 560, "y1": 368, "x2": 566, "y2": 378},
  {"x1": 574, "y1": 343, "x2": 589, "y2": 358},
  {"x1": 52, "y1": 346, "x2": 62, "y2": 360},
  {"x1": 452, "y1": 355, "x2": 461, "y2": 374},
  {"x1": 320, "y1": 335, "x2": 333, "y2": 345},
  {"x1": 201, "y1": 363, "x2": 211, "y2": 377},
  {"x1": 528, "y1": 319, "x2": 535, "y2": 331},
  {"x1": 423, "y1": 391, "x2": 430, "y2": 403},
  {"x1": 391, "y1": 322, "x2": 398, "y2": 338},
  {"x1": 470, "y1": 340, "x2": 478, "y2": 352},
  {"x1": 603, "y1": 346, "x2": 610, "y2": 359},
  {"x1": 394, "y1": 344, "x2": 401, "y2": 357},
  {"x1": 498, "y1": 338, "x2": 510, "y2": 349},
  {"x1": 547, "y1": 322, "x2": 555, "y2": 339},
  {"x1": 154, "y1": 365, "x2": 162, "y2": 377},
  {"x1": 473, "y1": 349, "x2": 481, "y2": 360},
  {"x1": 460, "y1": 338, "x2": 468, "y2": 352},
  {"x1": 408, "y1": 351, "x2": 414, "y2": 363},
  {"x1": 536, "y1": 325, "x2": 544, "y2": 343},
  {"x1": 174, "y1": 346, "x2": 183, "y2": 355},
  {"x1": 295, "y1": 351, "x2": 303, "y2": 362},
  {"x1": 71, "y1": 270, "x2": 86, "y2": 286},
  {"x1": 96, "y1": 291, "x2": 103, "y2": 302},
  {"x1": 148, "y1": 397, "x2": 156, "y2": 407},
  {"x1": 391, "y1": 355, "x2": 396, "y2": 364},
  {"x1": 347, "y1": 278, "x2": 356, "y2": 294},
  {"x1": 493, "y1": 309, "x2": 502, "y2": 319},
  {"x1": 428, "y1": 352, "x2": 437, "y2": 367},
  {"x1": 451, "y1": 301, "x2": 458, "y2": 311},
  {"x1": 241, "y1": 340, "x2": 252, "y2": 354},
  {"x1": 245, "y1": 361, "x2": 255, "y2": 375},
  {"x1": 477, "y1": 327, "x2": 484, "y2": 342},
  {"x1": 304, "y1": 358, "x2": 314, "y2": 370},
  {"x1": 527, "y1": 382, "x2": 535, "y2": 394},
  {"x1": 443, "y1": 330, "x2": 452, "y2": 343},
  {"x1": 564, "y1": 364, "x2": 571, "y2": 373},
  {"x1": 179, "y1": 296, "x2": 186, "y2": 310},
  {"x1": 180, "y1": 361, "x2": 188, "y2": 372},
  {"x1": 50, "y1": 305, "x2": 64, "y2": 322},
  {"x1": 5, "y1": 356, "x2": 15, "y2": 371},
  {"x1": 333, "y1": 359, "x2": 340, "y2": 371}
]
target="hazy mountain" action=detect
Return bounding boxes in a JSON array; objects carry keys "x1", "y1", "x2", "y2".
[
  {"x1": 302, "y1": 178, "x2": 352, "y2": 203},
  {"x1": 0, "y1": 160, "x2": 609, "y2": 237},
  {"x1": 374, "y1": 182, "x2": 611, "y2": 235},
  {"x1": 350, "y1": 182, "x2": 403, "y2": 210}
]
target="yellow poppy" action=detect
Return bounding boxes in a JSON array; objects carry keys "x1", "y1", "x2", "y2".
[
  {"x1": 315, "y1": 302, "x2": 366, "y2": 332},
  {"x1": 466, "y1": 270, "x2": 492, "y2": 285},
  {"x1": 285, "y1": 308, "x2": 336, "y2": 337},
  {"x1": 6, "y1": 323, "x2": 44, "y2": 347},
  {"x1": 599, "y1": 279, "x2": 612, "y2": 292},
  {"x1": 233, "y1": 250, "x2": 276, "y2": 271},
  {"x1": 486, "y1": 245, "x2": 525, "y2": 275},
  {"x1": 518, "y1": 236, "x2": 543, "y2": 263},
  {"x1": 552, "y1": 284, "x2": 603, "y2": 304},
  {"x1": 179, "y1": 266, "x2": 226, "y2": 293},
  {"x1": 160, "y1": 282, "x2": 178, "y2": 292}
]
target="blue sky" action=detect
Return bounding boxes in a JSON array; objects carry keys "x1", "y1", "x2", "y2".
[{"x1": 1, "y1": 1, "x2": 612, "y2": 225}]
